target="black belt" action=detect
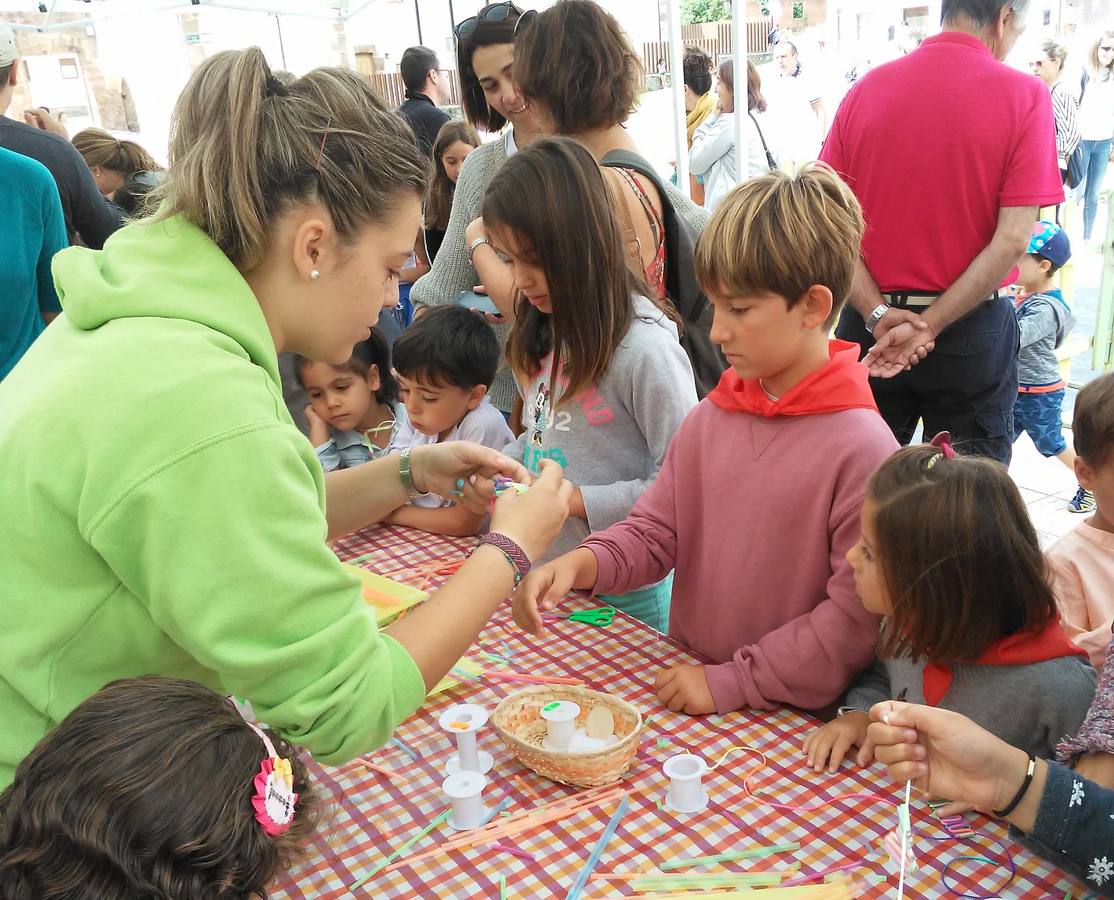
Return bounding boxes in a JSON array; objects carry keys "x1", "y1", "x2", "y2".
[{"x1": 886, "y1": 290, "x2": 1002, "y2": 309}]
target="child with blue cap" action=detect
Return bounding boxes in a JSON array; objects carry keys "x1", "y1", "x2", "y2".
[{"x1": 1012, "y1": 221, "x2": 1089, "y2": 511}]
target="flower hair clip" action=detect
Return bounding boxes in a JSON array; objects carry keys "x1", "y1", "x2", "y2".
[
  {"x1": 246, "y1": 719, "x2": 298, "y2": 836},
  {"x1": 926, "y1": 431, "x2": 956, "y2": 470}
]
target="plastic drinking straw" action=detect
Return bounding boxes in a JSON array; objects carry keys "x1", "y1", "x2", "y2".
[
  {"x1": 659, "y1": 841, "x2": 801, "y2": 871},
  {"x1": 490, "y1": 842, "x2": 537, "y2": 863},
  {"x1": 344, "y1": 551, "x2": 379, "y2": 565},
  {"x1": 627, "y1": 873, "x2": 786, "y2": 891},
  {"x1": 480, "y1": 669, "x2": 584, "y2": 686},
  {"x1": 349, "y1": 808, "x2": 452, "y2": 891},
  {"x1": 500, "y1": 875, "x2": 508, "y2": 900},
  {"x1": 566, "y1": 794, "x2": 630, "y2": 900},
  {"x1": 781, "y1": 861, "x2": 864, "y2": 887},
  {"x1": 897, "y1": 779, "x2": 912, "y2": 900},
  {"x1": 390, "y1": 736, "x2": 421, "y2": 762},
  {"x1": 358, "y1": 759, "x2": 412, "y2": 784}
]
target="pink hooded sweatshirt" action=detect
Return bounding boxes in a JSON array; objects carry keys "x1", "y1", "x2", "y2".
[{"x1": 582, "y1": 341, "x2": 898, "y2": 713}]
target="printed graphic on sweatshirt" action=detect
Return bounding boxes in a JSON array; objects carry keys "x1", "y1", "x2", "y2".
[{"x1": 524, "y1": 366, "x2": 615, "y2": 473}]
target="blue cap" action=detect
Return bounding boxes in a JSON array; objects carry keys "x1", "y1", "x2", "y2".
[{"x1": 1027, "y1": 221, "x2": 1071, "y2": 267}]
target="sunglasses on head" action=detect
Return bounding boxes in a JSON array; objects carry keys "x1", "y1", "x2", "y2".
[{"x1": 454, "y1": 1, "x2": 523, "y2": 40}]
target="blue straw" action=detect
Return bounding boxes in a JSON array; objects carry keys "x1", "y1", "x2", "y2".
[
  {"x1": 390, "y1": 736, "x2": 420, "y2": 762},
  {"x1": 565, "y1": 794, "x2": 629, "y2": 900}
]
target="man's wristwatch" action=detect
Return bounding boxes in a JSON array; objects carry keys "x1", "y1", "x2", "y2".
[{"x1": 864, "y1": 303, "x2": 890, "y2": 335}]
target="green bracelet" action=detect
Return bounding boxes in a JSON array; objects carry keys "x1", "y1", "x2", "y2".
[{"x1": 398, "y1": 448, "x2": 421, "y2": 499}]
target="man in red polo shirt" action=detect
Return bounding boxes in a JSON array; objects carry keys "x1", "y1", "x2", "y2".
[{"x1": 820, "y1": 0, "x2": 1064, "y2": 464}]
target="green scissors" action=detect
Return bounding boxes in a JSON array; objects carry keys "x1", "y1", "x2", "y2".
[{"x1": 564, "y1": 606, "x2": 617, "y2": 627}]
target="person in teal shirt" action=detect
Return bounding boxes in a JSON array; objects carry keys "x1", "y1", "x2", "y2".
[{"x1": 0, "y1": 146, "x2": 66, "y2": 379}]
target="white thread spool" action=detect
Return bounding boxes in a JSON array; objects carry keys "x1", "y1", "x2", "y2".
[
  {"x1": 540, "y1": 700, "x2": 580, "y2": 751},
  {"x1": 443, "y1": 771, "x2": 487, "y2": 831},
  {"x1": 439, "y1": 703, "x2": 494, "y2": 775},
  {"x1": 663, "y1": 753, "x2": 709, "y2": 814}
]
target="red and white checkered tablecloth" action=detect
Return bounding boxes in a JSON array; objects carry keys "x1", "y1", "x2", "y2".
[{"x1": 273, "y1": 525, "x2": 1087, "y2": 899}]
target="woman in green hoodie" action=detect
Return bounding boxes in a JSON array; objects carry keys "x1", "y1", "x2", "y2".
[{"x1": 0, "y1": 48, "x2": 572, "y2": 789}]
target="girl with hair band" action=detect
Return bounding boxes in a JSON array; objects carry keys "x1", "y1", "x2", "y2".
[
  {"x1": 485, "y1": 137, "x2": 697, "y2": 631},
  {"x1": 0, "y1": 676, "x2": 321, "y2": 900},
  {"x1": 0, "y1": 48, "x2": 572, "y2": 789},
  {"x1": 804, "y1": 438, "x2": 1095, "y2": 774}
]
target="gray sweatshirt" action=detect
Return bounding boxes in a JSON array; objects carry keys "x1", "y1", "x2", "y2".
[
  {"x1": 844, "y1": 654, "x2": 1095, "y2": 759},
  {"x1": 1016, "y1": 289, "x2": 1074, "y2": 388},
  {"x1": 502, "y1": 295, "x2": 698, "y2": 562},
  {"x1": 411, "y1": 132, "x2": 711, "y2": 413}
]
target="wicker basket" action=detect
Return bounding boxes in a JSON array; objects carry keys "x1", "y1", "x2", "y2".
[{"x1": 492, "y1": 685, "x2": 643, "y2": 788}]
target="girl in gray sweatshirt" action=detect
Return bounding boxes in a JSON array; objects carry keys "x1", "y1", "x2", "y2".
[
  {"x1": 481, "y1": 137, "x2": 698, "y2": 632},
  {"x1": 804, "y1": 441, "x2": 1096, "y2": 772}
]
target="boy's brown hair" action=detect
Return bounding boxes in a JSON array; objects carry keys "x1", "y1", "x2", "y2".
[
  {"x1": 694, "y1": 162, "x2": 864, "y2": 327},
  {"x1": 512, "y1": 0, "x2": 642, "y2": 135},
  {"x1": 868, "y1": 445, "x2": 1057, "y2": 663},
  {"x1": 1073, "y1": 372, "x2": 1114, "y2": 468},
  {"x1": 0, "y1": 677, "x2": 321, "y2": 900}
]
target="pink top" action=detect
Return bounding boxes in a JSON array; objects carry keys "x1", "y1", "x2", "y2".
[
  {"x1": 820, "y1": 31, "x2": 1064, "y2": 293},
  {"x1": 1048, "y1": 521, "x2": 1114, "y2": 668},
  {"x1": 582, "y1": 399, "x2": 898, "y2": 713}
]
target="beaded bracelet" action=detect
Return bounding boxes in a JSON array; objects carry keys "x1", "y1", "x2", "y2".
[{"x1": 475, "y1": 532, "x2": 531, "y2": 587}]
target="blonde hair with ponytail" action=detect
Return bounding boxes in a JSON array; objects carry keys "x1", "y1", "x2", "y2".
[
  {"x1": 153, "y1": 48, "x2": 431, "y2": 271},
  {"x1": 72, "y1": 129, "x2": 161, "y2": 177}
]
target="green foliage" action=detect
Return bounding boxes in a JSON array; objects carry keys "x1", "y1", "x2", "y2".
[{"x1": 682, "y1": 0, "x2": 730, "y2": 25}]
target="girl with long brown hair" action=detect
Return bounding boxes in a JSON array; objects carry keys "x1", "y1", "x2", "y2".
[
  {"x1": 71, "y1": 128, "x2": 163, "y2": 216},
  {"x1": 424, "y1": 120, "x2": 481, "y2": 263},
  {"x1": 483, "y1": 137, "x2": 697, "y2": 630},
  {"x1": 0, "y1": 48, "x2": 571, "y2": 791}
]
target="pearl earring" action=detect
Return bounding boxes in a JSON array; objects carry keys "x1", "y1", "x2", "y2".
[{"x1": 310, "y1": 269, "x2": 321, "y2": 281}]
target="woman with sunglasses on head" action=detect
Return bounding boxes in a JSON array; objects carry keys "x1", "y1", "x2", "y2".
[
  {"x1": 1076, "y1": 31, "x2": 1114, "y2": 244},
  {"x1": 409, "y1": 1, "x2": 541, "y2": 421}
]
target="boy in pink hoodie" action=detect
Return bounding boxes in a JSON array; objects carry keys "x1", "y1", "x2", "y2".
[{"x1": 512, "y1": 164, "x2": 898, "y2": 715}]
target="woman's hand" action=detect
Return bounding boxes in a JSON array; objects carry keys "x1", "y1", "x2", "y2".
[
  {"x1": 487, "y1": 459, "x2": 572, "y2": 562},
  {"x1": 409, "y1": 442, "x2": 530, "y2": 515},
  {"x1": 867, "y1": 701, "x2": 1033, "y2": 814}
]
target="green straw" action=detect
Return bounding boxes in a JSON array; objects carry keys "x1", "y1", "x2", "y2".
[
  {"x1": 500, "y1": 875, "x2": 508, "y2": 900},
  {"x1": 659, "y1": 841, "x2": 801, "y2": 871},
  {"x1": 349, "y1": 808, "x2": 451, "y2": 892},
  {"x1": 345, "y1": 551, "x2": 379, "y2": 566},
  {"x1": 629, "y1": 873, "x2": 785, "y2": 892}
]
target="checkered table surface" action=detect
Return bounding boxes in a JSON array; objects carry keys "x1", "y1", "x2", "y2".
[{"x1": 273, "y1": 525, "x2": 1087, "y2": 899}]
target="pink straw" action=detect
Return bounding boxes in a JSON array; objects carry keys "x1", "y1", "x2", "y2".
[
  {"x1": 490, "y1": 842, "x2": 537, "y2": 862},
  {"x1": 780, "y1": 860, "x2": 864, "y2": 887}
]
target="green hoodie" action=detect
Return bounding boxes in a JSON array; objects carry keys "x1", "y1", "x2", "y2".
[{"x1": 0, "y1": 216, "x2": 425, "y2": 788}]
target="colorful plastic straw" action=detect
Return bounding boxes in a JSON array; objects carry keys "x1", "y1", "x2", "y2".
[
  {"x1": 659, "y1": 841, "x2": 801, "y2": 871},
  {"x1": 350, "y1": 808, "x2": 452, "y2": 890},
  {"x1": 566, "y1": 794, "x2": 630, "y2": 900},
  {"x1": 480, "y1": 669, "x2": 584, "y2": 686},
  {"x1": 491, "y1": 842, "x2": 537, "y2": 863}
]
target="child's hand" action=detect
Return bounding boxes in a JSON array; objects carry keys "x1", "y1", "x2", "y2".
[
  {"x1": 655, "y1": 664, "x2": 716, "y2": 715},
  {"x1": 802, "y1": 711, "x2": 872, "y2": 773},
  {"x1": 304, "y1": 405, "x2": 331, "y2": 446},
  {"x1": 512, "y1": 556, "x2": 582, "y2": 637}
]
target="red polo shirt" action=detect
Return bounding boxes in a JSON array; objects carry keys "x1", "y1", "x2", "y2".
[{"x1": 820, "y1": 32, "x2": 1064, "y2": 293}]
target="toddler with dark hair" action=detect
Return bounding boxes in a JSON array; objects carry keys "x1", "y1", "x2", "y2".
[
  {"x1": 295, "y1": 328, "x2": 401, "y2": 472},
  {"x1": 386, "y1": 304, "x2": 514, "y2": 535},
  {"x1": 0, "y1": 676, "x2": 320, "y2": 900}
]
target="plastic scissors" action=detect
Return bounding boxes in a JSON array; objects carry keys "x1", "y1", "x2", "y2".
[{"x1": 563, "y1": 606, "x2": 617, "y2": 627}]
